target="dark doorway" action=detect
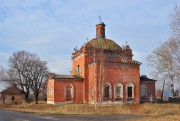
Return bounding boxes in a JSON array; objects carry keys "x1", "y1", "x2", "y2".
[
  {"x1": 12, "y1": 96, "x2": 15, "y2": 101},
  {"x1": 128, "y1": 87, "x2": 132, "y2": 97},
  {"x1": 104, "y1": 86, "x2": 109, "y2": 97}
]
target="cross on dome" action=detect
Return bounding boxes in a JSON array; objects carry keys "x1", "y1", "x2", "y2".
[
  {"x1": 126, "y1": 41, "x2": 128, "y2": 45},
  {"x1": 99, "y1": 16, "x2": 101, "y2": 22}
]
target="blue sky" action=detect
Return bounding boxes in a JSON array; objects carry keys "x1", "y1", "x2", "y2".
[{"x1": 0, "y1": 0, "x2": 179, "y2": 90}]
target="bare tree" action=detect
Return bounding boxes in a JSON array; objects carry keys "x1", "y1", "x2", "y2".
[
  {"x1": 39, "y1": 80, "x2": 47, "y2": 101},
  {"x1": 147, "y1": 39, "x2": 180, "y2": 97},
  {"x1": 170, "y1": 4, "x2": 180, "y2": 39},
  {"x1": 170, "y1": 4, "x2": 180, "y2": 82},
  {"x1": 0, "y1": 50, "x2": 48, "y2": 103},
  {"x1": 147, "y1": 4, "x2": 180, "y2": 97},
  {"x1": 27, "y1": 56, "x2": 48, "y2": 104},
  {"x1": 0, "y1": 51, "x2": 32, "y2": 103}
]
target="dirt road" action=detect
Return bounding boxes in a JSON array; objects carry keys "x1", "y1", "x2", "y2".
[{"x1": 0, "y1": 110, "x2": 145, "y2": 121}]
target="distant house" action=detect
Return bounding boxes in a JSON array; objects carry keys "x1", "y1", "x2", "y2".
[
  {"x1": 0, "y1": 86, "x2": 24, "y2": 104},
  {"x1": 140, "y1": 75, "x2": 156, "y2": 102}
]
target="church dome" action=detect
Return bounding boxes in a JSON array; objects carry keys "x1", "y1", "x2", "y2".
[
  {"x1": 84, "y1": 19, "x2": 122, "y2": 51},
  {"x1": 85, "y1": 38, "x2": 122, "y2": 50},
  {"x1": 97, "y1": 21, "x2": 105, "y2": 25}
]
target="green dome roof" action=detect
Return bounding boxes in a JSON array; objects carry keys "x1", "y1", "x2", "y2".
[
  {"x1": 97, "y1": 21, "x2": 106, "y2": 25},
  {"x1": 85, "y1": 38, "x2": 122, "y2": 50}
]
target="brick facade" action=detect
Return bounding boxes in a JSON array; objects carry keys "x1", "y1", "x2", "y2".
[
  {"x1": 140, "y1": 75, "x2": 156, "y2": 102},
  {"x1": 47, "y1": 21, "x2": 156, "y2": 104}
]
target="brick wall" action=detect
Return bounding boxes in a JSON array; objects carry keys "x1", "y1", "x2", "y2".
[
  {"x1": 1, "y1": 94, "x2": 23, "y2": 104},
  {"x1": 70, "y1": 47, "x2": 141, "y2": 103},
  {"x1": 52, "y1": 79, "x2": 84, "y2": 103},
  {"x1": 71, "y1": 54, "x2": 85, "y2": 78},
  {"x1": 140, "y1": 81, "x2": 156, "y2": 99},
  {"x1": 92, "y1": 63, "x2": 140, "y2": 103}
]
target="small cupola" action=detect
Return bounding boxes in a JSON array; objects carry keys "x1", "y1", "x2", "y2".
[
  {"x1": 96, "y1": 17, "x2": 106, "y2": 38},
  {"x1": 124, "y1": 41, "x2": 131, "y2": 50},
  {"x1": 124, "y1": 45, "x2": 130, "y2": 50}
]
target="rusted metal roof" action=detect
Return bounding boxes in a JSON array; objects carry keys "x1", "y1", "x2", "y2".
[
  {"x1": 85, "y1": 38, "x2": 122, "y2": 50},
  {"x1": 1, "y1": 86, "x2": 22, "y2": 95},
  {"x1": 140, "y1": 75, "x2": 156, "y2": 81},
  {"x1": 96, "y1": 21, "x2": 106, "y2": 25},
  {"x1": 49, "y1": 73, "x2": 83, "y2": 80}
]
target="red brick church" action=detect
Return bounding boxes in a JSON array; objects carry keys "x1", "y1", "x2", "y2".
[{"x1": 47, "y1": 20, "x2": 156, "y2": 104}]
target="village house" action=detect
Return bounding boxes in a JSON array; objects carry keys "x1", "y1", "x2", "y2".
[
  {"x1": 0, "y1": 85, "x2": 24, "y2": 104},
  {"x1": 47, "y1": 20, "x2": 156, "y2": 104}
]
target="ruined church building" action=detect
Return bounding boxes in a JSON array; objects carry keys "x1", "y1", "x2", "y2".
[{"x1": 47, "y1": 20, "x2": 156, "y2": 104}]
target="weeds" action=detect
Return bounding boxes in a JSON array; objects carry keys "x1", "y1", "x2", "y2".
[{"x1": 1, "y1": 102, "x2": 180, "y2": 120}]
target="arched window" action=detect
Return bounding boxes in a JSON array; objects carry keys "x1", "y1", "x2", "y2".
[
  {"x1": 140, "y1": 84, "x2": 147, "y2": 98},
  {"x1": 104, "y1": 83, "x2": 112, "y2": 101},
  {"x1": 114, "y1": 83, "x2": 123, "y2": 99},
  {"x1": 65, "y1": 84, "x2": 74, "y2": 101},
  {"x1": 76, "y1": 65, "x2": 81, "y2": 75},
  {"x1": 126, "y1": 83, "x2": 134, "y2": 98}
]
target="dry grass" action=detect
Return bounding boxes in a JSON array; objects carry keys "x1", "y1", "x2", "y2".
[
  {"x1": 3, "y1": 102, "x2": 133, "y2": 114},
  {"x1": 1, "y1": 102, "x2": 180, "y2": 120},
  {"x1": 125, "y1": 103, "x2": 180, "y2": 121},
  {"x1": 126, "y1": 115, "x2": 180, "y2": 121}
]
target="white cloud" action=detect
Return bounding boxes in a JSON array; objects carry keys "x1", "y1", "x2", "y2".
[
  {"x1": 47, "y1": 56, "x2": 71, "y2": 74},
  {"x1": 0, "y1": 51, "x2": 10, "y2": 67},
  {"x1": 0, "y1": 0, "x2": 179, "y2": 90}
]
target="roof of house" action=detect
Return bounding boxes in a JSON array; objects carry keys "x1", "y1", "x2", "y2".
[
  {"x1": 49, "y1": 73, "x2": 83, "y2": 80},
  {"x1": 140, "y1": 75, "x2": 156, "y2": 81},
  {"x1": 1, "y1": 86, "x2": 22, "y2": 95}
]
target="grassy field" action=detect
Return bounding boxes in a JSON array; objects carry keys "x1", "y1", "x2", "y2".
[{"x1": 1, "y1": 102, "x2": 180, "y2": 120}]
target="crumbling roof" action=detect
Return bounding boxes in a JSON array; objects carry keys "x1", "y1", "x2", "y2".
[
  {"x1": 1, "y1": 86, "x2": 22, "y2": 95},
  {"x1": 49, "y1": 73, "x2": 83, "y2": 80},
  {"x1": 85, "y1": 38, "x2": 122, "y2": 50},
  {"x1": 140, "y1": 75, "x2": 156, "y2": 81},
  {"x1": 132, "y1": 60, "x2": 142, "y2": 65}
]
